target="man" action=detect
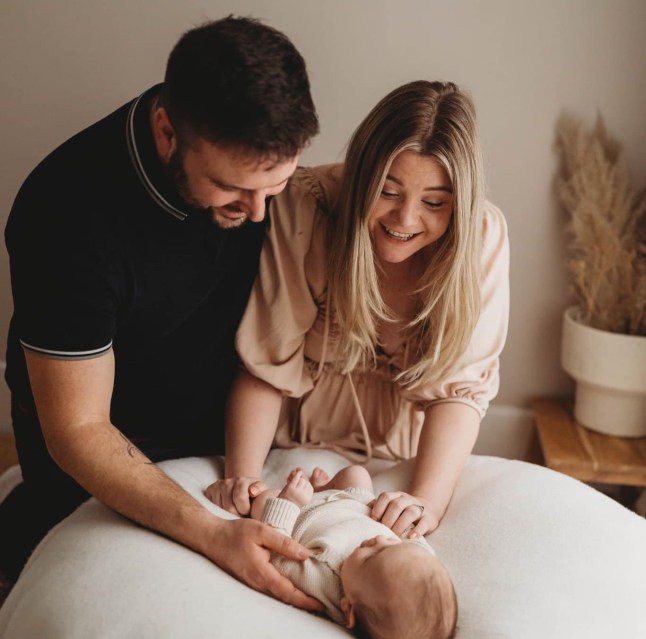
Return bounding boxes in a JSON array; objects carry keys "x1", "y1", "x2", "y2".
[{"x1": 1, "y1": 15, "x2": 321, "y2": 610}]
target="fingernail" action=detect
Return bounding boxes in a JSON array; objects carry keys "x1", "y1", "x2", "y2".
[
  {"x1": 249, "y1": 485, "x2": 260, "y2": 496},
  {"x1": 298, "y1": 550, "x2": 309, "y2": 559},
  {"x1": 409, "y1": 532, "x2": 418, "y2": 539}
]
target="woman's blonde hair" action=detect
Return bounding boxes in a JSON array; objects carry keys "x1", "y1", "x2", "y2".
[{"x1": 327, "y1": 80, "x2": 484, "y2": 388}]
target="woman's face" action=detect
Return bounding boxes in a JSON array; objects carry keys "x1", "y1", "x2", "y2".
[{"x1": 368, "y1": 151, "x2": 454, "y2": 266}]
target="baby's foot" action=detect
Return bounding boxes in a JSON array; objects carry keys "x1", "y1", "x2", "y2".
[
  {"x1": 278, "y1": 469, "x2": 313, "y2": 508},
  {"x1": 286, "y1": 467, "x2": 304, "y2": 483},
  {"x1": 310, "y1": 467, "x2": 331, "y2": 489}
]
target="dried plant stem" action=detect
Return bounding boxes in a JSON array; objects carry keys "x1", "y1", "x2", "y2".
[{"x1": 555, "y1": 113, "x2": 646, "y2": 335}]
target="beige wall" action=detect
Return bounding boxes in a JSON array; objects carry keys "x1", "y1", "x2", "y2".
[{"x1": 1, "y1": 0, "x2": 645, "y2": 432}]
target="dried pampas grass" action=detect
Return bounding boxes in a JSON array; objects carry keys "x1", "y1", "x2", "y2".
[{"x1": 555, "y1": 113, "x2": 646, "y2": 335}]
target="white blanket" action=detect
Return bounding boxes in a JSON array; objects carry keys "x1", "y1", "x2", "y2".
[{"x1": 1, "y1": 450, "x2": 645, "y2": 638}]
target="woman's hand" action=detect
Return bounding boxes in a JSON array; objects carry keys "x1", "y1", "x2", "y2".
[
  {"x1": 370, "y1": 491, "x2": 440, "y2": 539},
  {"x1": 204, "y1": 476, "x2": 267, "y2": 516}
]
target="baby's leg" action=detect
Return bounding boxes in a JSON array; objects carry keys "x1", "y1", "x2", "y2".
[
  {"x1": 252, "y1": 470, "x2": 314, "y2": 520},
  {"x1": 309, "y1": 467, "x2": 331, "y2": 489},
  {"x1": 250, "y1": 488, "x2": 281, "y2": 520},
  {"x1": 277, "y1": 469, "x2": 313, "y2": 507},
  {"x1": 311, "y1": 465, "x2": 373, "y2": 493}
]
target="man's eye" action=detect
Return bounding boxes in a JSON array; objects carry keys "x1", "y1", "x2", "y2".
[{"x1": 212, "y1": 181, "x2": 236, "y2": 192}]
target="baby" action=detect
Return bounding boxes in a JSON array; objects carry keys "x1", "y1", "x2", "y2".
[{"x1": 251, "y1": 465, "x2": 457, "y2": 639}]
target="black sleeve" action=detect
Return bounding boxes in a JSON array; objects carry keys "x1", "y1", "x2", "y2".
[{"x1": 6, "y1": 174, "x2": 121, "y2": 361}]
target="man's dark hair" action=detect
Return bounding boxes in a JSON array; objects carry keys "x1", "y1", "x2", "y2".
[{"x1": 161, "y1": 15, "x2": 319, "y2": 159}]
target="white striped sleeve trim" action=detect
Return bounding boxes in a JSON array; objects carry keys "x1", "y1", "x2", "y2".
[{"x1": 20, "y1": 340, "x2": 113, "y2": 360}]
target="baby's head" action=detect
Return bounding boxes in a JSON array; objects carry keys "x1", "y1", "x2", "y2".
[{"x1": 340, "y1": 535, "x2": 457, "y2": 639}]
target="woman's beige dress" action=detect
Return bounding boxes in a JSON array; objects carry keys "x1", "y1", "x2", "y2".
[{"x1": 236, "y1": 166, "x2": 510, "y2": 462}]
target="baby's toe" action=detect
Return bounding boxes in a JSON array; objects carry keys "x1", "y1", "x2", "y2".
[
  {"x1": 287, "y1": 467, "x2": 304, "y2": 482},
  {"x1": 310, "y1": 467, "x2": 330, "y2": 487}
]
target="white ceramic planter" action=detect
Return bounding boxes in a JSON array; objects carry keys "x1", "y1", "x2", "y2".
[{"x1": 561, "y1": 306, "x2": 646, "y2": 437}]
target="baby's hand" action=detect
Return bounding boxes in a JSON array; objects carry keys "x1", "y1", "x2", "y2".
[{"x1": 278, "y1": 469, "x2": 314, "y2": 508}]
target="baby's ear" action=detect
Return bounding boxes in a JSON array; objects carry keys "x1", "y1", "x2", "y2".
[{"x1": 340, "y1": 597, "x2": 356, "y2": 628}]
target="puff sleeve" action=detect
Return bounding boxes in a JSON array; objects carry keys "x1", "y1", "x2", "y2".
[
  {"x1": 235, "y1": 168, "x2": 328, "y2": 397},
  {"x1": 409, "y1": 201, "x2": 510, "y2": 418}
]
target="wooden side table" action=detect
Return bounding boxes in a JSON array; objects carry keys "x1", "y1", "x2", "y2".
[{"x1": 532, "y1": 397, "x2": 646, "y2": 487}]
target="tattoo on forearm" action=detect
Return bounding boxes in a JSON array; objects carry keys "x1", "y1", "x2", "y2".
[{"x1": 118, "y1": 432, "x2": 153, "y2": 465}]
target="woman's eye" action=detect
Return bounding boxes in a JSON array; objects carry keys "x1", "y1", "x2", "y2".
[
  {"x1": 381, "y1": 190, "x2": 398, "y2": 198},
  {"x1": 423, "y1": 200, "x2": 444, "y2": 209}
]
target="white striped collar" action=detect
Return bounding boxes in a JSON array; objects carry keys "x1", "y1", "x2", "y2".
[{"x1": 125, "y1": 88, "x2": 189, "y2": 221}]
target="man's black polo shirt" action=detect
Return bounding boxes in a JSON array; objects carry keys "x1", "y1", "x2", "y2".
[{"x1": 5, "y1": 85, "x2": 267, "y2": 457}]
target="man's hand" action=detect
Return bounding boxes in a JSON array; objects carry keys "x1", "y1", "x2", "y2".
[
  {"x1": 370, "y1": 491, "x2": 440, "y2": 539},
  {"x1": 208, "y1": 517, "x2": 324, "y2": 611},
  {"x1": 204, "y1": 476, "x2": 267, "y2": 516}
]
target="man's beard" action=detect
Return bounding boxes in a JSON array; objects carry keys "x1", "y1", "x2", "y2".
[
  {"x1": 166, "y1": 150, "x2": 247, "y2": 229},
  {"x1": 167, "y1": 150, "x2": 206, "y2": 211}
]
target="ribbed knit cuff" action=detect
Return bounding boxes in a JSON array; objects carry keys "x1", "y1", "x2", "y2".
[{"x1": 261, "y1": 497, "x2": 301, "y2": 535}]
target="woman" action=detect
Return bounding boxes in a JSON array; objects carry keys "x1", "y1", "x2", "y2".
[{"x1": 206, "y1": 80, "x2": 509, "y2": 538}]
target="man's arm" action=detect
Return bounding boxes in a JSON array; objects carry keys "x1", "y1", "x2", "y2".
[{"x1": 25, "y1": 349, "x2": 322, "y2": 611}]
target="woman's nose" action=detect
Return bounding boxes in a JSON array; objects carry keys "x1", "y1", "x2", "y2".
[{"x1": 392, "y1": 199, "x2": 416, "y2": 227}]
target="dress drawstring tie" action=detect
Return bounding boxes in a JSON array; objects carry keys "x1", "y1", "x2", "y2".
[{"x1": 317, "y1": 289, "x2": 374, "y2": 464}]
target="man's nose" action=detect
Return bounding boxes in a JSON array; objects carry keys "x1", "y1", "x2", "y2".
[{"x1": 246, "y1": 190, "x2": 267, "y2": 222}]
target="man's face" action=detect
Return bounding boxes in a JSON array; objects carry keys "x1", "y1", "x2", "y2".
[{"x1": 168, "y1": 138, "x2": 299, "y2": 229}]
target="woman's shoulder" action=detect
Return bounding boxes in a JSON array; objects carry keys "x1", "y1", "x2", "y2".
[
  {"x1": 482, "y1": 200, "x2": 508, "y2": 235},
  {"x1": 268, "y1": 167, "x2": 325, "y2": 234},
  {"x1": 475, "y1": 200, "x2": 510, "y2": 295},
  {"x1": 270, "y1": 164, "x2": 343, "y2": 239},
  {"x1": 286, "y1": 163, "x2": 343, "y2": 212},
  {"x1": 267, "y1": 166, "x2": 342, "y2": 262},
  {"x1": 309, "y1": 163, "x2": 344, "y2": 207},
  {"x1": 481, "y1": 199, "x2": 509, "y2": 263}
]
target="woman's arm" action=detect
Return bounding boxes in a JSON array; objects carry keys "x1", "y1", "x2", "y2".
[
  {"x1": 207, "y1": 171, "x2": 325, "y2": 515},
  {"x1": 225, "y1": 368, "x2": 283, "y2": 477},
  {"x1": 204, "y1": 367, "x2": 283, "y2": 515},
  {"x1": 372, "y1": 202, "x2": 510, "y2": 536},
  {"x1": 370, "y1": 402, "x2": 480, "y2": 537}
]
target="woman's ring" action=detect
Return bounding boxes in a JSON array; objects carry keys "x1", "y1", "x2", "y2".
[{"x1": 415, "y1": 504, "x2": 425, "y2": 517}]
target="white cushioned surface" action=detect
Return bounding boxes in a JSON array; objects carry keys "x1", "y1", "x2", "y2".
[{"x1": 1, "y1": 450, "x2": 645, "y2": 638}]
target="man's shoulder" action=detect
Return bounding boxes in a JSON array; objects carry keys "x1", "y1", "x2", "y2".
[
  {"x1": 6, "y1": 92, "x2": 144, "y2": 243},
  {"x1": 18, "y1": 94, "x2": 139, "y2": 199}
]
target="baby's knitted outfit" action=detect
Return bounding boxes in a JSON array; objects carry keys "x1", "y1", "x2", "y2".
[{"x1": 261, "y1": 487, "x2": 433, "y2": 624}]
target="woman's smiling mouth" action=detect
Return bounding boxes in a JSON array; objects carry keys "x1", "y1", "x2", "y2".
[{"x1": 380, "y1": 222, "x2": 419, "y2": 241}]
